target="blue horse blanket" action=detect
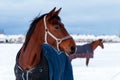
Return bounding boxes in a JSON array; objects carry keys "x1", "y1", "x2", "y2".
[
  {"x1": 69, "y1": 44, "x2": 93, "y2": 60},
  {"x1": 76, "y1": 44, "x2": 93, "y2": 55},
  {"x1": 14, "y1": 44, "x2": 74, "y2": 80},
  {"x1": 42, "y1": 44, "x2": 74, "y2": 80}
]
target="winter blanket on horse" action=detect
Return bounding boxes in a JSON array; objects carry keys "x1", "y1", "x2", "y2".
[
  {"x1": 14, "y1": 44, "x2": 73, "y2": 80},
  {"x1": 69, "y1": 44, "x2": 93, "y2": 60}
]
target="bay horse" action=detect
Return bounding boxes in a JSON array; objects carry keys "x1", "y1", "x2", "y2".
[
  {"x1": 69, "y1": 39, "x2": 104, "y2": 66},
  {"x1": 14, "y1": 8, "x2": 76, "y2": 80}
]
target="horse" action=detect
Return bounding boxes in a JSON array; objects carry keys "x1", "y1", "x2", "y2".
[
  {"x1": 69, "y1": 39, "x2": 104, "y2": 66},
  {"x1": 14, "y1": 7, "x2": 76, "y2": 80}
]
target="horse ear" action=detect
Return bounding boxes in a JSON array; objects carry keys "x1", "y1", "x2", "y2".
[
  {"x1": 54, "y1": 8, "x2": 62, "y2": 16},
  {"x1": 47, "y1": 7, "x2": 62, "y2": 20},
  {"x1": 47, "y1": 7, "x2": 56, "y2": 18},
  {"x1": 99, "y1": 39, "x2": 103, "y2": 41}
]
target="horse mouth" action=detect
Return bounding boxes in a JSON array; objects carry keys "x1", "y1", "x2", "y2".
[
  {"x1": 64, "y1": 46, "x2": 76, "y2": 56},
  {"x1": 70, "y1": 46, "x2": 76, "y2": 54}
]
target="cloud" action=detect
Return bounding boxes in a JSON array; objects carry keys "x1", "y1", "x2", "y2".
[{"x1": 0, "y1": 0, "x2": 120, "y2": 35}]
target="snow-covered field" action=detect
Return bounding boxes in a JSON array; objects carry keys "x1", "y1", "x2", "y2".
[{"x1": 0, "y1": 43, "x2": 120, "y2": 80}]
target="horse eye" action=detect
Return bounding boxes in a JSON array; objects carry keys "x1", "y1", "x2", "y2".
[{"x1": 54, "y1": 25, "x2": 60, "y2": 30}]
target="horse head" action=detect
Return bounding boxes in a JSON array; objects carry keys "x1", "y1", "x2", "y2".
[
  {"x1": 43, "y1": 8, "x2": 76, "y2": 55},
  {"x1": 98, "y1": 39, "x2": 104, "y2": 49}
]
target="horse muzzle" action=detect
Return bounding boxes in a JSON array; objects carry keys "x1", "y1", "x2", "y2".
[{"x1": 59, "y1": 39, "x2": 76, "y2": 56}]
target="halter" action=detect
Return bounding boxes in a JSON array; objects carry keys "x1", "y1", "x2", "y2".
[{"x1": 43, "y1": 15, "x2": 72, "y2": 51}]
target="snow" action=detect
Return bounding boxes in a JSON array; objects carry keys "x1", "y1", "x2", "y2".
[
  {"x1": 72, "y1": 43, "x2": 120, "y2": 80},
  {"x1": 0, "y1": 34, "x2": 120, "y2": 43},
  {"x1": 0, "y1": 34, "x2": 25, "y2": 43},
  {"x1": 0, "y1": 43, "x2": 120, "y2": 80},
  {"x1": 71, "y1": 34, "x2": 120, "y2": 43}
]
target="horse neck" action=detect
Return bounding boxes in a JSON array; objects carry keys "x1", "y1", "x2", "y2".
[
  {"x1": 19, "y1": 24, "x2": 45, "y2": 70},
  {"x1": 91, "y1": 41, "x2": 99, "y2": 51}
]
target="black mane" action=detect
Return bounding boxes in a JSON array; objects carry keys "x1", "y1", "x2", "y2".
[
  {"x1": 23, "y1": 14, "x2": 46, "y2": 51},
  {"x1": 23, "y1": 13, "x2": 61, "y2": 51}
]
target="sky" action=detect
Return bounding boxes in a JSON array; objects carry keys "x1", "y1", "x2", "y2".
[{"x1": 0, "y1": 0, "x2": 120, "y2": 35}]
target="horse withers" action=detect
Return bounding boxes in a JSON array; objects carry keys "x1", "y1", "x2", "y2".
[{"x1": 14, "y1": 8, "x2": 76, "y2": 80}]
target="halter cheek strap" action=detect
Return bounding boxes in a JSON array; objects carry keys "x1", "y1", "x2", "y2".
[{"x1": 43, "y1": 15, "x2": 72, "y2": 51}]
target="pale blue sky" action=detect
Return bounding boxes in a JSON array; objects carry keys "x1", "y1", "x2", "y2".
[{"x1": 0, "y1": 0, "x2": 120, "y2": 35}]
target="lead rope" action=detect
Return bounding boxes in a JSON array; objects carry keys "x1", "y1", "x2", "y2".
[{"x1": 43, "y1": 15, "x2": 72, "y2": 52}]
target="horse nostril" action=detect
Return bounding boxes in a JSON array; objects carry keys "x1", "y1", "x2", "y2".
[{"x1": 70, "y1": 46, "x2": 75, "y2": 54}]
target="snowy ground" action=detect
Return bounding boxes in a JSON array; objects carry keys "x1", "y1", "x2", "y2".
[{"x1": 0, "y1": 43, "x2": 120, "y2": 80}]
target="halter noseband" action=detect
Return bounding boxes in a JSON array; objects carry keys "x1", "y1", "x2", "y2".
[{"x1": 43, "y1": 15, "x2": 72, "y2": 51}]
